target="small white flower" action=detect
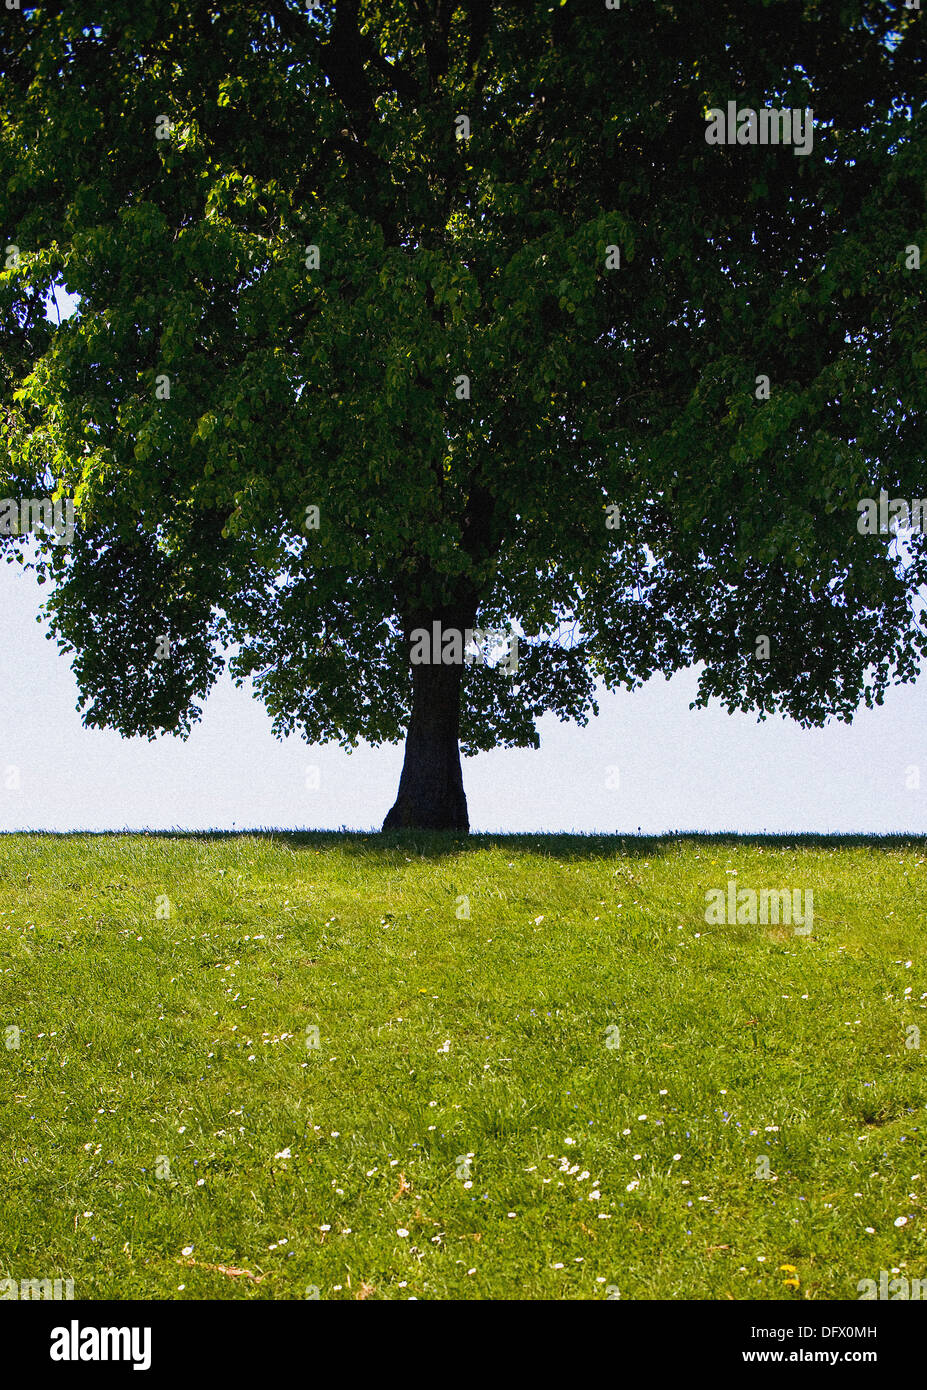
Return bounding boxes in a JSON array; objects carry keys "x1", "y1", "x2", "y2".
[
  {"x1": 274, "y1": 1147, "x2": 291, "y2": 1159},
  {"x1": 895, "y1": 1216, "x2": 909, "y2": 1227},
  {"x1": 397, "y1": 1228, "x2": 409, "y2": 1238},
  {"x1": 181, "y1": 1246, "x2": 194, "y2": 1256},
  {"x1": 673, "y1": 1154, "x2": 682, "y2": 1161},
  {"x1": 552, "y1": 1262, "x2": 564, "y2": 1269},
  {"x1": 626, "y1": 1179, "x2": 639, "y2": 1192},
  {"x1": 320, "y1": 1224, "x2": 331, "y2": 1232},
  {"x1": 564, "y1": 1137, "x2": 575, "y2": 1145}
]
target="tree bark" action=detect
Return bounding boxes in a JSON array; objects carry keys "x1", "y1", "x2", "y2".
[{"x1": 382, "y1": 609, "x2": 472, "y2": 832}]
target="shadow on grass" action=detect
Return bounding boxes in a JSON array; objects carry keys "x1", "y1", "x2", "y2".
[{"x1": 3, "y1": 827, "x2": 927, "y2": 862}]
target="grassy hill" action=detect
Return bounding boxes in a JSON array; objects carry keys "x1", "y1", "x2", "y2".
[{"x1": 1, "y1": 831, "x2": 924, "y2": 1300}]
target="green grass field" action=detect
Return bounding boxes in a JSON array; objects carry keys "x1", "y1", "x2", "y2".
[{"x1": 1, "y1": 831, "x2": 925, "y2": 1300}]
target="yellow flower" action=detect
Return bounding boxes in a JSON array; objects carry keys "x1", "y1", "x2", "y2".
[{"x1": 779, "y1": 1264, "x2": 797, "y2": 1272}]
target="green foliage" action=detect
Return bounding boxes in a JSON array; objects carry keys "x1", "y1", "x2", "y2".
[{"x1": 0, "y1": 1, "x2": 925, "y2": 748}]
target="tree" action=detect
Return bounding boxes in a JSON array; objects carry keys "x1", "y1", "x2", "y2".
[{"x1": 1, "y1": 0, "x2": 925, "y2": 831}]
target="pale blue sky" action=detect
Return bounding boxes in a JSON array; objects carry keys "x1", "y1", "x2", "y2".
[{"x1": 1, "y1": 556, "x2": 925, "y2": 834}]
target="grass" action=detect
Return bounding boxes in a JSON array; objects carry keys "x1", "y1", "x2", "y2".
[{"x1": 1, "y1": 830, "x2": 925, "y2": 1300}]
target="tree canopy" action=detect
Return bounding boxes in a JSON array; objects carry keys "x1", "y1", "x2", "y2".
[{"x1": 1, "y1": 0, "x2": 925, "y2": 828}]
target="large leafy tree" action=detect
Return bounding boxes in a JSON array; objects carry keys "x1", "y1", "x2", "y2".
[{"x1": 1, "y1": 0, "x2": 925, "y2": 830}]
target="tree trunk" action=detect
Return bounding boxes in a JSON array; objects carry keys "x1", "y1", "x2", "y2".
[{"x1": 382, "y1": 612, "x2": 471, "y2": 832}]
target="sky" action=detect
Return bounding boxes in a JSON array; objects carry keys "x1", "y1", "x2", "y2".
[{"x1": 1, "y1": 553, "x2": 925, "y2": 835}]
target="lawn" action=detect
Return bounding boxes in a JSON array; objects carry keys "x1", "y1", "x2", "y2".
[{"x1": 1, "y1": 831, "x2": 925, "y2": 1300}]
